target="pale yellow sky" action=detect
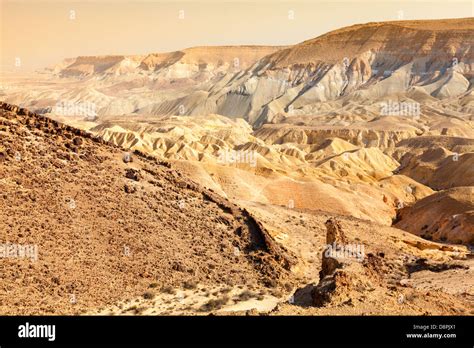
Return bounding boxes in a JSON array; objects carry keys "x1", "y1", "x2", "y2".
[{"x1": 1, "y1": 0, "x2": 473, "y2": 71}]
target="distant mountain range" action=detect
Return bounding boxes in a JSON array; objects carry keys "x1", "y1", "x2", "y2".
[{"x1": 3, "y1": 18, "x2": 473, "y2": 125}]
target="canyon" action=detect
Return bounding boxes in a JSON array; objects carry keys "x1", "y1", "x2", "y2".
[{"x1": 0, "y1": 17, "x2": 473, "y2": 315}]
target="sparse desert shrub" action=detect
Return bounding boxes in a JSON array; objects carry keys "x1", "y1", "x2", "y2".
[
  {"x1": 264, "y1": 278, "x2": 278, "y2": 288},
  {"x1": 238, "y1": 290, "x2": 256, "y2": 301},
  {"x1": 161, "y1": 285, "x2": 177, "y2": 295},
  {"x1": 270, "y1": 288, "x2": 284, "y2": 297},
  {"x1": 183, "y1": 280, "x2": 198, "y2": 290},
  {"x1": 134, "y1": 307, "x2": 145, "y2": 314},
  {"x1": 143, "y1": 291, "x2": 155, "y2": 300},
  {"x1": 149, "y1": 282, "x2": 159, "y2": 289},
  {"x1": 200, "y1": 296, "x2": 230, "y2": 311},
  {"x1": 220, "y1": 287, "x2": 232, "y2": 294}
]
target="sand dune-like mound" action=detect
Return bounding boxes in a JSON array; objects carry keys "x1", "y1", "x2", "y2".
[
  {"x1": 69, "y1": 113, "x2": 443, "y2": 226},
  {"x1": 396, "y1": 187, "x2": 474, "y2": 245},
  {"x1": 315, "y1": 147, "x2": 399, "y2": 183},
  {"x1": 257, "y1": 124, "x2": 406, "y2": 149},
  {"x1": 396, "y1": 136, "x2": 474, "y2": 153},
  {"x1": 395, "y1": 136, "x2": 474, "y2": 189}
]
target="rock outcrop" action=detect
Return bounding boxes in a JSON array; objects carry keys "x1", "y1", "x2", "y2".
[{"x1": 311, "y1": 218, "x2": 362, "y2": 307}]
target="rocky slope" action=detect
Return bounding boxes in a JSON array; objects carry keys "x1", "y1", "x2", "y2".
[
  {"x1": 0, "y1": 102, "x2": 294, "y2": 315},
  {"x1": 396, "y1": 187, "x2": 474, "y2": 245},
  {"x1": 245, "y1": 205, "x2": 473, "y2": 315}
]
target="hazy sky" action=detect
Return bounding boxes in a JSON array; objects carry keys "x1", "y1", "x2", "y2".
[{"x1": 1, "y1": 0, "x2": 473, "y2": 71}]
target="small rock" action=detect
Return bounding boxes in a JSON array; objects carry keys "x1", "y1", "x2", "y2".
[
  {"x1": 172, "y1": 262, "x2": 186, "y2": 272},
  {"x1": 124, "y1": 184, "x2": 136, "y2": 194},
  {"x1": 122, "y1": 152, "x2": 133, "y2": 163},
  {"x1": 72, "y1": 137, "x2": 83, "y2": 146},
  {"x1": 125, "y1": 168, "x2": 141, "y2": 181},
  {"x1": 399, "y1": 279, "x2": 411, "y2": 286}
]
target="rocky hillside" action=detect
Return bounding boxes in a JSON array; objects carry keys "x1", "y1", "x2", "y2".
[{"x1": 0, "y1": 102, "x2": 295, "y2": 315}]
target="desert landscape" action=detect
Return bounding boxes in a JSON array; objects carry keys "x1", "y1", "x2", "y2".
[{"x1": 0, "y1": 17, "x2": 473, "y2": 316}]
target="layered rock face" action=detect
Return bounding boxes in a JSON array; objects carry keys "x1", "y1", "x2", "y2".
[
  {"x1": 135, "y1": 18, "x2": 472, "y2": 125},
  {"x1": 2, "y1": 18, "x2": 472, "y2": 123},
  {"x1": 213, "y1": 19, "x2": 473, "y2": 125},
  {"x1": 50, "y1": 46, "x2": 286, "y2": 78}
]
